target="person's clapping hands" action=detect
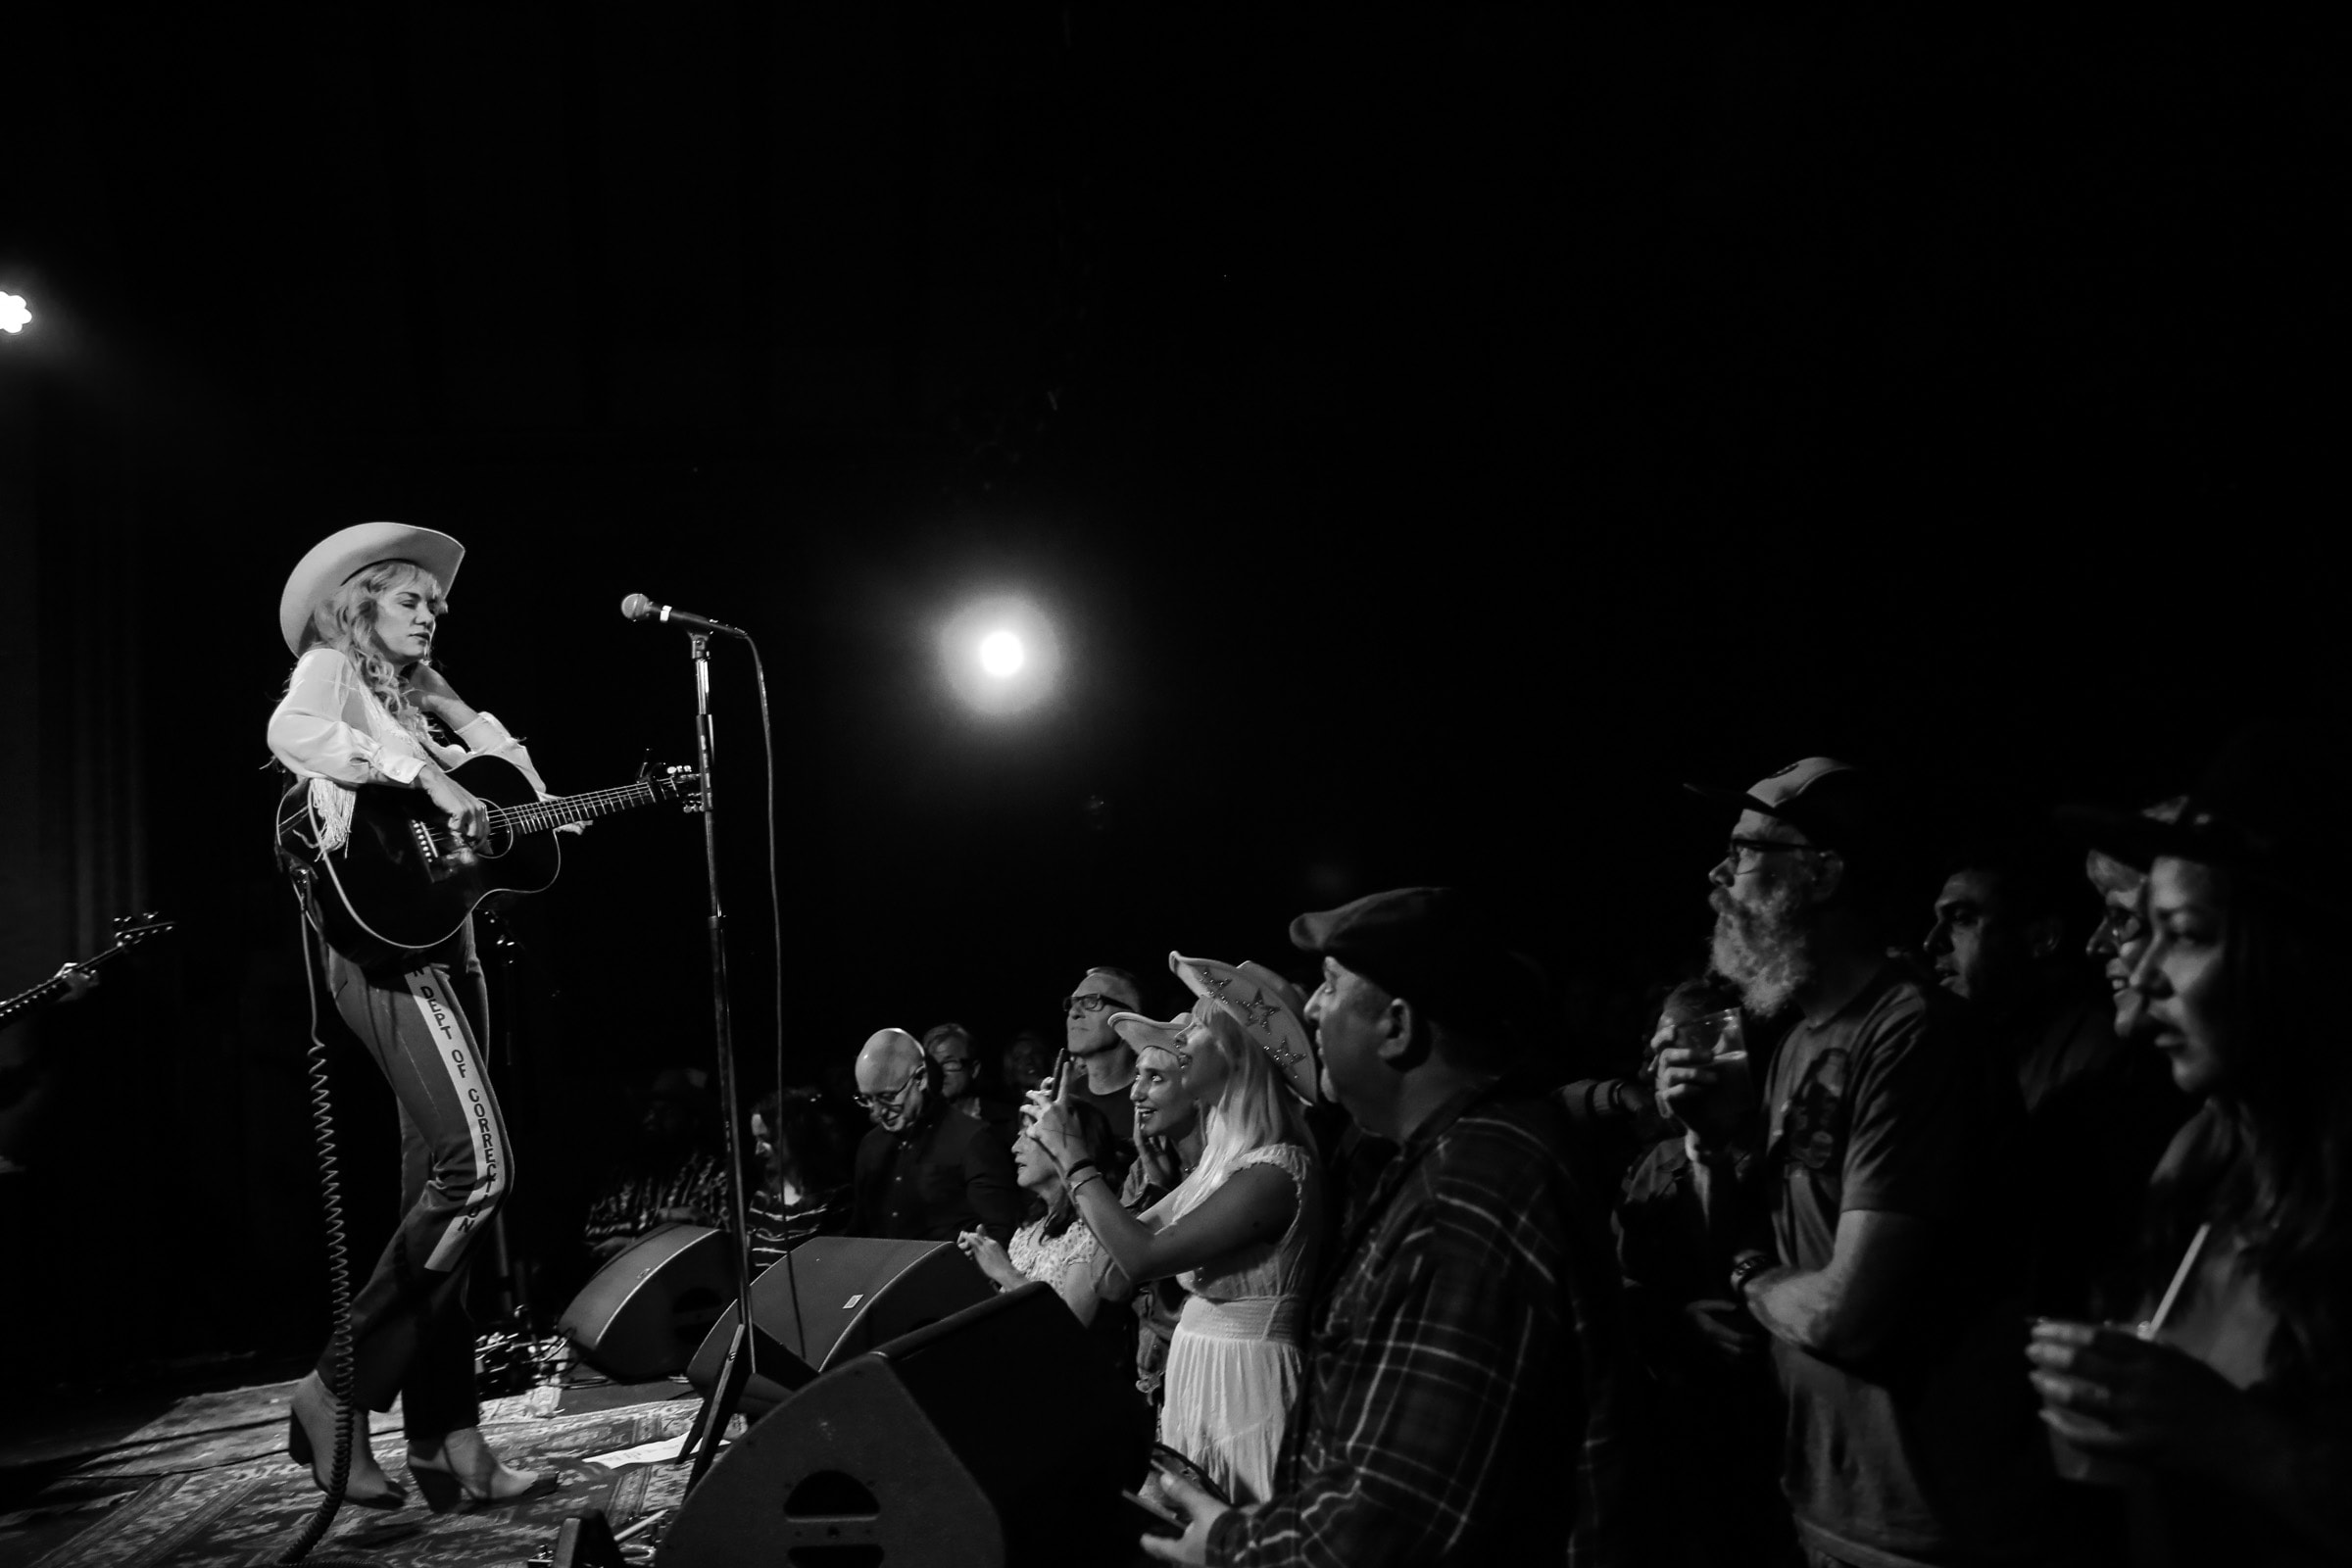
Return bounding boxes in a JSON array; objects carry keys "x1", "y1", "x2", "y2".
[
  {"x1": 2027, "y1": 1320, "x2": 2268, "y2": 1476},
  {"x1": 956, "y1": 1227, "x2": 1020, "y2": 1291}
]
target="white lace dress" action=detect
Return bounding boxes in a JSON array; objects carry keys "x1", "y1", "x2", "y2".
[
  {"x1": 1152, "y1": 1142, "x2": 1321, "y2": 1506},
  {"x1": 1007, "y1": 1215, "x2": 1123, "y2": 1325}
]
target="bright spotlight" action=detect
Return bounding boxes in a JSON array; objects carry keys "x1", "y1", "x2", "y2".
[
  {"x1": 978, "y1": 629, "x2": 1026, "y2": 677},
  {"x1": 941, "y1": 595, "x2": 1060, "y2": 716},
  {"x1": 0, "y1": 293, "x2": 27, "y2": 334}
]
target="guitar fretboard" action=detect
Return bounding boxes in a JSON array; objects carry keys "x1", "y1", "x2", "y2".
[
  {"x1": 0, "y1": 921, "x2": 172, "y2": 1029},
  {"x1": 488, "y1": 779, "x2": 677, "y2": 838}
]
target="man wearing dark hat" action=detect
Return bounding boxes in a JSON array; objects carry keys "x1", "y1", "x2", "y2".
[
  {"x1": 1662, "y1": 760, "x2": 2041, "y2": 1568},
  {"x1": 1143, "y1": 887, "x2": 1630, "y2": 1567}
]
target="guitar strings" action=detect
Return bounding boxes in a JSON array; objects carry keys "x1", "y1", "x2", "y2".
[{"x1": 478, "y1": 777, "x2": 681, "y2": 836}]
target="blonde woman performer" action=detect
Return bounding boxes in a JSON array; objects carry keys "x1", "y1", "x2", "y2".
[{"x1": 268, "y1": 522, "x2": 558, "y2": 1511}]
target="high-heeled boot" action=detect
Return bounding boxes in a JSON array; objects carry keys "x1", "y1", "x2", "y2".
[
  {"x1": 404, "y1": 1427, "x2": 557, "y2": 1512},
  {"x1": 286, "y1": 1374, "x2": 406, "y2": 1509}
]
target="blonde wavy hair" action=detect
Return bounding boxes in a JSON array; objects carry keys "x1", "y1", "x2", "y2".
[
  {"x1": 1166, "y1": 1004, "x2": 1311, "y2": 1223},
  {"x1": 296, "y1": 560, "x2": 445, "y2": 741}
]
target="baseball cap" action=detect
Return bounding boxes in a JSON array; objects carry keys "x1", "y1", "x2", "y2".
[
  {"x1": 2058, "y1": 722, "x2": 2347, "y2": 910},
  {"x1": 1685, "y1": 757, "x2": 1893, "y2": 855},
  {"x1": 1288, "y1": 886, "x2": 1535, "y2": 1031}
]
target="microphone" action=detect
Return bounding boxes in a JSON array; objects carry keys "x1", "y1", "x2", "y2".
[{"x1": 620, "y1": 594, "x2": 747, "y2": 638}]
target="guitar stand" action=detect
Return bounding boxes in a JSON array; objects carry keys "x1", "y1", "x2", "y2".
[{"x1": 670, "y1": 630, "x2": 760, "y2": 1491}]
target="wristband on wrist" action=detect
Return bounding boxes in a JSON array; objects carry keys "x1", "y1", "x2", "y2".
[
  {"x1": 1069, "y1": 1169, "x2": 1104, "y2": 1198},
  {"x1": 1064, "y1": 1158, "x2": 1100, "y2": 1184},
  {"x1": 1728, "y1": 1253, "x2": 1773, "y2": 1296}
]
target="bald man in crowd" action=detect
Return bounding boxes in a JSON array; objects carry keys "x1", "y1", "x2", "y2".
[{"x1": 849, "y1": 1027, "x2": 1022, "y2": 1244}]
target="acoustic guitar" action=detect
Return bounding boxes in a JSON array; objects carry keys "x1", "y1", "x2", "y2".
[
  {"x1": 0, "y1": 912, "x2": 176, "y2": 1034},
  {"x1": 275, "y1": 754, "x2": 700, "y2": 964}
]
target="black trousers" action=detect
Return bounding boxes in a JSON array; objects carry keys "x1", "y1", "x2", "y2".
[{"x1": 318, "y1": 941, "x2": 514, "y2": 1440}]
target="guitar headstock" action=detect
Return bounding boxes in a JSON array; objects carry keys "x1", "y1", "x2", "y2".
[
  {"x1": 109, "y1": 912, "x2": 176, "y2": 949},
  {"x1": 662, "y1": 765, "x2": 707, "y2": 814}
]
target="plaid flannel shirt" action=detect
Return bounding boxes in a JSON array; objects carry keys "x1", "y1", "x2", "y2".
[{"x1": 1206, "y1": 1081, "x2": 1632, "y2": 1568}]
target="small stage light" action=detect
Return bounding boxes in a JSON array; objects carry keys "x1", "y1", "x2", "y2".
[
  {"x1": 941, "y1": 594, "x2": 1060, "y2": 716},
  {"x1": 0, "y1": 293, "x2": 28, "y2": 334},
  {"x1": 979, "y1": 629, "x2": 1026, "y2": 677}
]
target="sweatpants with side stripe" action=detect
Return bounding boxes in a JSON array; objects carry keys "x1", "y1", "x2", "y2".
[{"x1": 321, "y1": 946, "x2": 513, "y2": 1440}]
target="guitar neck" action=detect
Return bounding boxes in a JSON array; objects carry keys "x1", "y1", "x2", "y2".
[
  {"x1": 0, "y1": 979, "x2": 69, "y2": 1031},
  {"x1": 0, "y1": 938, "x2": 152, "y2": 1030},
  {"x1": 489, "y1": 778, "x2": 674, "y2": 837}
]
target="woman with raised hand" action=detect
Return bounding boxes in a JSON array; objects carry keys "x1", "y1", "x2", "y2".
[
  {"x1": 1028, "y1": 953, "x2": 1325, "y2": 1506},
  {"x1": 957, "y1": 1097, "x2": 1135, "y2": 1356},
  {"x1": 267, "y1": 522, "x2": 558, "y2": 1511},
  {"x1": 1122, "y1": 1014, "x2": 1211, "y2": 1408},
  {"x1": 2035, "y1": 726, "x2": 2352, "y2": 1563}
]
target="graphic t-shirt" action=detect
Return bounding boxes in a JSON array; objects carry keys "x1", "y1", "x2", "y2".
[{"x1": 1762, "y1": 964, "x2": 2041, "y2": 1568}]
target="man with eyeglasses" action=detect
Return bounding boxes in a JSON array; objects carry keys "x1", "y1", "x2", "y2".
[
  {"x1": 1060, "y1": 967, "x2": 1145, "y2": 1170},
  {"x1": 1658, "y1": 759, "x2": 2041, "y2": 1568},
  {"x1": 922, "y1": 1021, "x2": 1018, "y2": 1147},
  {"x1": 849, "y1": 1027, "x2": 1021, "y2": 1246},
  {"x1": 2080, "y1": 796, "x2": 2186, "y2": 1043}
]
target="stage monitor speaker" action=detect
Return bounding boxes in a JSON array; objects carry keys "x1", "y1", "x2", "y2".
[
  {"x1": 683, "y1": 1236, "x2": 991, "y2": 1416},
  {"x1": 557, "y1": 1223, "x2": 733, "y2": 1382},
  {"x1": 660, "y1": 1282, "x2": 1150, "y2": 1568}
]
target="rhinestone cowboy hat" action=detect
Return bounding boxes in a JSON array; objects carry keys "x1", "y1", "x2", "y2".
[
  {"x1": 279, "y1": 521, "x2": 466, "y2": 656},
  {"x1": 1167, "y1": 952, "x2": 1320, "y2": 1104}
]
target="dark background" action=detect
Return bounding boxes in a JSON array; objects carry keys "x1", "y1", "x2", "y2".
[{"x1": 1, "y1": 4, "x2": 2343, "y2": 1380}]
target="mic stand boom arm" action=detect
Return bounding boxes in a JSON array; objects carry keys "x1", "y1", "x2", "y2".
[{"x1": 676, "y1": 630, "x2": 760, "y2": 1489}]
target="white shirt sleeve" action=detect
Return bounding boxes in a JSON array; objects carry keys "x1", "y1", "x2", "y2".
[
  {"x1": 452, "y1": 710, "x2": 554, "y2": 799},
  {"x1": 268, "y1": 648, "x2": 427, "y2": 786}
]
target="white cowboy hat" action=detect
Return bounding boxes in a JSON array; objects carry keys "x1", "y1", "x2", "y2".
[
  {"x1": 1111, "y1": 1010, "x2": 1196, "y2": 1059},
  {"x1": 1168, "y1": 952, "x2": 1320, "y2": 1105},
  {"x1": 279, "y1": 521, "x2": 465, "y2": 655}
]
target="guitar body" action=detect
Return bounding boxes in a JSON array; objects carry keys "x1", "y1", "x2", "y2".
[{"x1": 278, "y1": 754, "x2": 562, "y2": 965}]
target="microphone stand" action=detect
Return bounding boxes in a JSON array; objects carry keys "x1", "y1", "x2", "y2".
[{"x1": 675, "y1": 630, "x2": 760, "y2": 1491}]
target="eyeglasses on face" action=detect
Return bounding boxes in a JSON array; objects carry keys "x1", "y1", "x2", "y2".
[
  {"x1": 852, "y1": 1074, "x2": 920, "y2": 1109},
  {"x1": 1061, "y1": 992, "x2": 1123, "y2": 1015},
  {"x1": 1722, "y1": 836, "x2": 1822, "y2": 874},
  {"x1": 2090, "y1": 904, "x2": 2147, "y2": 953}
]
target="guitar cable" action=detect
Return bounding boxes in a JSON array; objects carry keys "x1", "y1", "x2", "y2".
[{"x1": 276, "y1": 863, "x2": 373, "y2": 1568}]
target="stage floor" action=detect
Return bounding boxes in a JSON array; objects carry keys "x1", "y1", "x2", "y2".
[{"x1": 0, "y1": 1366, "x2": 704, "y2": 1568}]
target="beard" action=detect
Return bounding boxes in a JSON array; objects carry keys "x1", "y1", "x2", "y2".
[{"x1": 1709, "y1": 877, "x2": 1816, "y2": 1018}]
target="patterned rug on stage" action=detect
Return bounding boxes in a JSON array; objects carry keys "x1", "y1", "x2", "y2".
[{"x1": 7, "y1": 1380, "x2": 707, "y2": 1568}]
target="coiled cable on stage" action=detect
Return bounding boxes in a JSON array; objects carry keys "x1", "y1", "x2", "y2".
[{"x1": 277, "y1": 871, "x2": 372, "y2": 1568}]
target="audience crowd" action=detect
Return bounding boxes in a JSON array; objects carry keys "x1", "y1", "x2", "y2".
[{"x1": 575, "y1": 724, "x2": 2350, "y2": 1567}]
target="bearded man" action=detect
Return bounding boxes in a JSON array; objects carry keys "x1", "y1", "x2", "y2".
[{"x1": 1659, "y1": 759, "x2": 2043, "y2": 1568}]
